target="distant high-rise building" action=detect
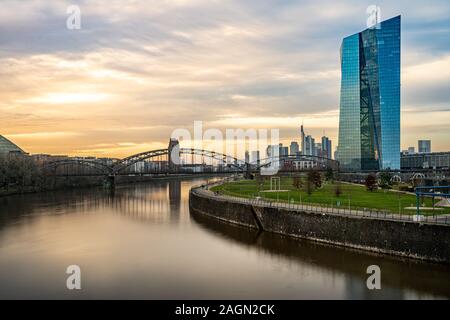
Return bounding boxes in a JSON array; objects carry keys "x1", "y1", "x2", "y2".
[
  {"x1": 300, "y1": 124, "x2": 306, "y2": 155},
  {"x1": 315, "y1": 143, "x2": 322, "y2": 157},
  {"x1": 251, "y1": 150, "x2": 260, "y2": 164},
  {"x1": 337, "y1": 16, "x2": 401, "y2": 170},
  {"x1": 279, "y1": 143, "x2": 289, "y2": 157},
  {"x1": 244, "y1": 150, "x2": 250, "y2": 163},
  {"x1": 304, "y1": 136, "x2": 315, "y2": 156},
  {"x1": 266, "y1": 145, "x2": 278, "y2": 158},
  {"x1": 418, "y1": 140, "x2": 431, "y2": 153},
  {"x1": 290, "y1": 141, "x2": 299, "y2": 156},
  {"x1": 321, "y1": 136, "x2": 332, "y2": 159}
]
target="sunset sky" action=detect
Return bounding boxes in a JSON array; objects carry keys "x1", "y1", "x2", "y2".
[{"x1": 0, "y1": 0, "x2": 449, "y2": 158}]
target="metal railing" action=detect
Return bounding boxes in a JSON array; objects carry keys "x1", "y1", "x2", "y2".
[{"x1": 191, "y1": 181, "x2": 450, "y2": 226}]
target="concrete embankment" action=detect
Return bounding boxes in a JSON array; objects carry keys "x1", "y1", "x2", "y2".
[{"x1": 189, "y1": 187, "x2": 450, "y2": 264}]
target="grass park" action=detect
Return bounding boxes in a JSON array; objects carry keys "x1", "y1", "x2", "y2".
[{"x1": 210, "y1": 176, "x2": 450, "y2": 216}]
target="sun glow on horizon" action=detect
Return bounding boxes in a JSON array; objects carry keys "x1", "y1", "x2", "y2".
[{"x1": 20, "y1": 92, "x2": 112, "y2": 105}]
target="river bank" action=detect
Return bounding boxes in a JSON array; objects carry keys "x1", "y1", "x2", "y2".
[
  {"x1": 0, "y1": 173, "x2": 232, "y2": 197},
  {"x1": 189, "y1": 185, "x2": 450, "y2": 264}
]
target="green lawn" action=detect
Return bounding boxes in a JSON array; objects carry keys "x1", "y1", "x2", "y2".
[{"x1": 211, "y1": 177, "x2": 450, "y2": 216}]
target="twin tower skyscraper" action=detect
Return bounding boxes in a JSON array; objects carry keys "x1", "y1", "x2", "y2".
[{"x1": 336, "y1": 15, "x2": 401, "y2": 171}]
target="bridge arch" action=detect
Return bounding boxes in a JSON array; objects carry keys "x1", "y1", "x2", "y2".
[
  {"x1": 42, "y1": 159, "x2": 114, "y2": 175},
  {"x1": 112, "y1": 148, "x2": 248, "y2": 174}
]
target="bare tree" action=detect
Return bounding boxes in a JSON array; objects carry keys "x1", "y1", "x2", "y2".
[
  {"x1": 308, "y1": 169, "x2": 322, "y2": 188},
  {"x1": 365, "y1": 174, "x2": 377, "y2": 192},
  {"x1": 293, "y1": 176, "x2": 302, "y2": 189}
]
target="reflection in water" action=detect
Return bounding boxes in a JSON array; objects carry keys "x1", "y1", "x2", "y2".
[
  {"x1": 190, "y1": 211, "x2": 450, "y2": 299},
  {"x1": 0, "y1": 177, "x2": 449, "y2": 299}
]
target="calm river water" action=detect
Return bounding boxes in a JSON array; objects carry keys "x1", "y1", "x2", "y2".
[{"x1": 0, "y1": 177, "x2": 449, "y2": 299}]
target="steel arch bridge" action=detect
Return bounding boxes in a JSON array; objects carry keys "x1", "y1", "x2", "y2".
[
  {"x1": 40, "y1": 142, "x2": 340, "y2": 179},
  {"x1": 41, "y1": 147, "x2": 249, "y2": 177},
  {"x1": 112, "y1": 147, "x2": 247, "y2": 174}
]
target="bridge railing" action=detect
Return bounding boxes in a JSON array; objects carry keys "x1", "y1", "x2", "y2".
[{"x1": 192, "y1": 182, "x2": 450, "y2": 226}]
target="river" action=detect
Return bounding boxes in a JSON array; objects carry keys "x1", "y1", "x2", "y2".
[{"x1": 0, "y1": 177, "x2": 449, "y2": 299}]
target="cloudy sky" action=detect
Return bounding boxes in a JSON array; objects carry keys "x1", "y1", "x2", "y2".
[{"x1": 0, "y1": 0, "x2": 449, "y2": 157}]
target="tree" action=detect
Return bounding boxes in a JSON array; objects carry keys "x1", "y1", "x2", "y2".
[
  {"x1": 293, "y1": 176, "x2": 302, "y2": 189},
  {"x1": 379, "y1": 170, "x2": 392, "y2": 189},
  {"x1": 365, "y1": 174, "x2": 377, "y2": 192},
  {"x1": 0, "y1": 154, "x2": 42, "y2": 192},
  {"x1": 308, "y1": 169, "x2": 322, "y2": 188},
  {"x1": 0, "y1": 156, "x2": 6, "y2": 188},
  {"x1": 325, "y1": 167, "x2": 334, "y2": 181}
]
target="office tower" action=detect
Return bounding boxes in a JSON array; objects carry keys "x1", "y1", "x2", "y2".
[
  {"x1": 300, "y1": 124, "x2": 306, "y2": 155},
  {"x1": 304, "y1": 136, "x2": 315, "y2": 156},
  {"x1": 290, "y1": 141, "x2": 299, "y2": 156},
  {"x1": 418, "y1": 140, "x2": 431, "y2": 153},
  {"x1": 315, "y1": 143, "x2": 322, "y2": 157},
  {"x1": 278, "y1": 143, "x2": 288, "y2": 157},
  {"x1": 337, "y1": 16, "x2": 401, "y2": 170},
  {"x1": 321, "y1": 136, "x2": 333, "y2": 159},
  {"x1": 244, "y1": 150, "x2": 250, "y2": 163}
]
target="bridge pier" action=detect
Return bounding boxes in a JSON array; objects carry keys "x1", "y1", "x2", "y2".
[{"x1": 104, "y1": 175, "x2": 116, "y2": 190}]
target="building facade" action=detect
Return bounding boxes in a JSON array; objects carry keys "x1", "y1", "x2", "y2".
[
  {"x1": 337, "y1": 16, "x2": 401, "y2": 171},
  {"x1": 0, "y1": 135, "x2": 25, "y2": 156},
  {"x1": 321, "y1": 136, "x2": 332, "y2": 159},
  {"x1": 304, "y1": 136, "x2": 315, "y2": 156},
  {"x1": 279, "y1": 144, "x2": 289, "y2": 157},
  {"x1": 290, "y1": 141, "x2": 299, "y2": 156},
  {"x1": 401, "y1": 152, "x2": 450, "y2": 170},
  {"x1": 418, "y1": 140, "x2": 431, "y2": 153}
]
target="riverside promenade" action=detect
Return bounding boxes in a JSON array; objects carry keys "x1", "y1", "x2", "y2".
[
  {"x1": 194, "y1": 183, "x2": 450, "y2": 226},
  {"x1": 189, "y1": 182, "x2": 450, "y2": 263}
]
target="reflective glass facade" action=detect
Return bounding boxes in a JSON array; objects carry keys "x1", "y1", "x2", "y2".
[
  {"x1": 0, "y1": 135, "x2": 24, "y2": 155},
  {"x1": 337, "y1": 16, "x2": 400, "y2": 171}
]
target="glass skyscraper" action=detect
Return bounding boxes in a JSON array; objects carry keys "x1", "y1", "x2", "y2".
[{"x1": 337, "y1": 16, "x2": 400, "y2": 171}]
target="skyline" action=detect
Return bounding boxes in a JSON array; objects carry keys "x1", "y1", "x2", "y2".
[{"x1": 1, "y1": 0, "x2": 449, "y2": 158}]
